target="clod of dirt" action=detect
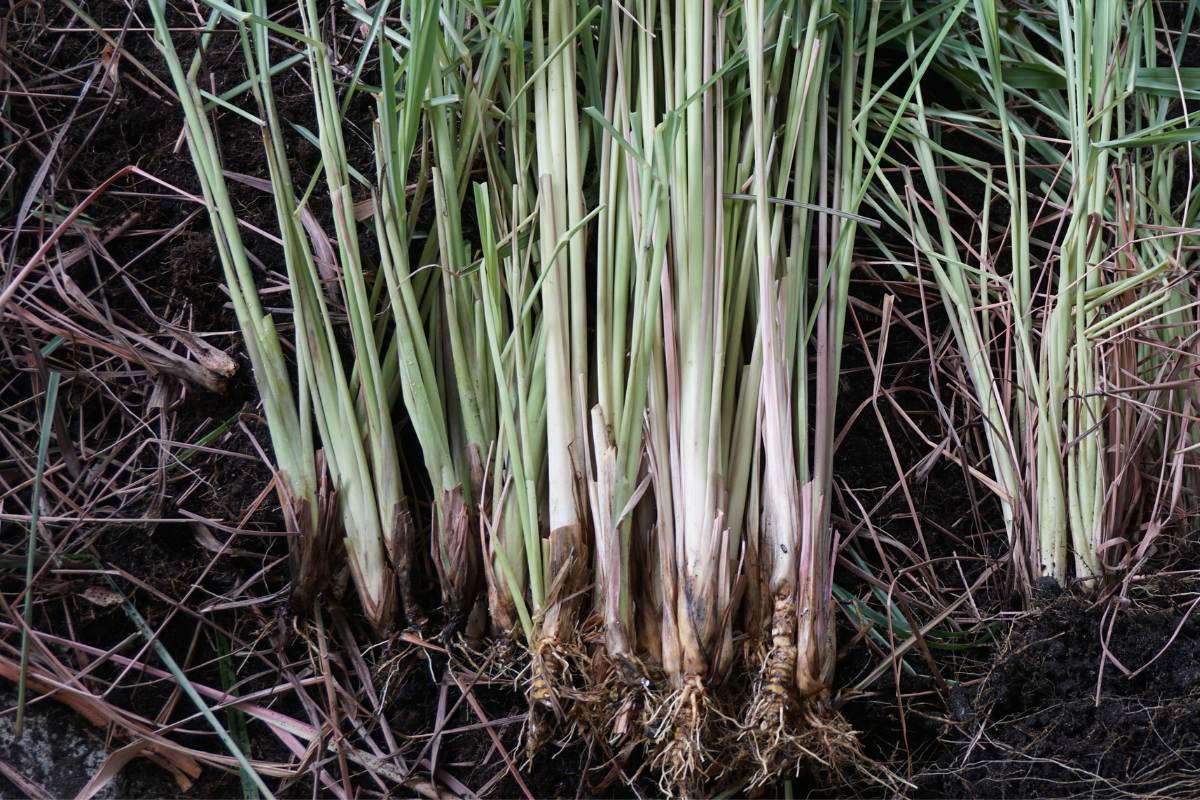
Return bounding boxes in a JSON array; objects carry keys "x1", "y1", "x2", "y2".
[{"x1": 915, "y1": 590, "x2": 1200, "y2": 799}]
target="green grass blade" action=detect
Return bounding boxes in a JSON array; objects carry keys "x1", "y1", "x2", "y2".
[{"x1": 15, "y1": 371, "x2": 61, "y2": 737}]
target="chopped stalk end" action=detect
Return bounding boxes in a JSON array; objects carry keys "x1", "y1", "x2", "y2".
[
  {"x1": 284, "y1": 463, "x2": 342, "y2": 618},
  {"x1": 433, "y1": 485, "x2": 480, "y2": 639}
]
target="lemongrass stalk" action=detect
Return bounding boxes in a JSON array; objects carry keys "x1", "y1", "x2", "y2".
[
  {"x1": 475, "y1": 0, "x2": 545, "y2": 637},
  {"x1": 292, "y1": 0, "x2": 402, "y2": 629},
  {"x1": 590, "y1": 3, "x2": 669, "y2": 668},
  {"x1": 425, "y1": 68, "x2": 499, "y2": 630},
  {"x1": 232, "y1": 0, "x2": 355, "y2": 614},
  {"x1": 798, "y1": 0, "x2": 941, "y2": 700},
  {"x1": 475, "y1": 181, "x2": 546, "y2": 641},
  {"x1": 396, "y1": 3, "x2": 535, "y2": 628},
  {"x1": 667, "y1": 0, "x2": 728, "y2": 687},
  {"x1": 918, "y1": 0, "x2": 1067, "y2": 587},
  {"x1": 962, "y1": 0, "x2": 1117, "y2": 584},
  {"x1": 962, "y1": 0, "x2": 1038, "y2": 563},
  {"x1": 639, "y1": 1, "x2": 760, "y2": 787},
  {"x1": 530, "y1": 0, "x2": 589, "y2": 645},
  {"x1": 374, "y1": 9, "x2": 487, "y2": 628},
  {"x1": 798, "y1": 2, "x2": 857, "y2": 704},
  {"x1": 147, "y1": 0, "x2": 318, "y2": 586},
  {"x1": 1056, "y1": 0, "x2": 1119, "y2": 584},
  {"x1": 745, "y1": 0, "x2": 802, "y2": 735},
  {"x1": 477, "y1": 181, "x2": 552, "y2": 638}
]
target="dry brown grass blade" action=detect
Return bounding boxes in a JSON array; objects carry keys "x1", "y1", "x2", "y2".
[
  {"x1": 847, "y1": 561, "x2": 1001, "y2": 699},
  {"x1": 446, "y1": 665, "x2": 534, "y2": 800},
  {"x1": 0, "y1": 758, "x2": 54, "y2": 800}
]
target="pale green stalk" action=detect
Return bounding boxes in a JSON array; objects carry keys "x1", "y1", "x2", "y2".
[
  {"x1": 372, "y1": 3, "x2": 484, "y2": 624},
  {"x1": 590, "y1": 0, "x2": 669, "y2": 665},
  {"x1": 146, "y1": 0, "x2": 317, "y2": 578},
  {"x1": 281, "y1": 0, "x2": 401, "y2": 629},
  {"x1": 476, "y1": 183, "x2": 540, "y2": 640},
  {"x1": 531, "y1": 0, "x2": 589, "y2": 643}
]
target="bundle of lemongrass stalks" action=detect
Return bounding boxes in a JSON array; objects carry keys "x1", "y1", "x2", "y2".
[
  {"x1": 148, "y1": 0, "x2": 1198, "y2": 791},
  {"x1": 864, "y1": 0, "x2": 1200, "y2": 599}
]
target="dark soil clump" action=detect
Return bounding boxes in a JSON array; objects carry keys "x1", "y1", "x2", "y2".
[{"x1": 914, "y1": 588, "x2": 1200, "y2": 799}]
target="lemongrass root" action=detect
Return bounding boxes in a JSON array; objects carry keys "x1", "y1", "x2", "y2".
[
  {"x1": 649, "y1": 675, "x2": 731, "y2": 794},
  {"x1": 525, "y1": 634, "x2": 586, "y2": 757},
  {"x1": 799, "y1": 700, "x2": 907, "y2": 793},
  {"x1": 740, "y1": 594, "x2": 806, "y2": 784},
  {"x1": 737, "y1": 597, "x2": 893, "y2": 788},
  {"x1": 582, "y1": 648, "x2": 651, "y2": 751},
  {"x1": 526, "y1": 645, "x2": 559, "y2": 755}
]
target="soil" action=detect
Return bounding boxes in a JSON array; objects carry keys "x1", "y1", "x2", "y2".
[
  {"x1": 911, "y1": 583, "x2": 1200, "y2": 799},
  {"x1": 3, "y1": 3, "x2": 1199, "y2": 799}
]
